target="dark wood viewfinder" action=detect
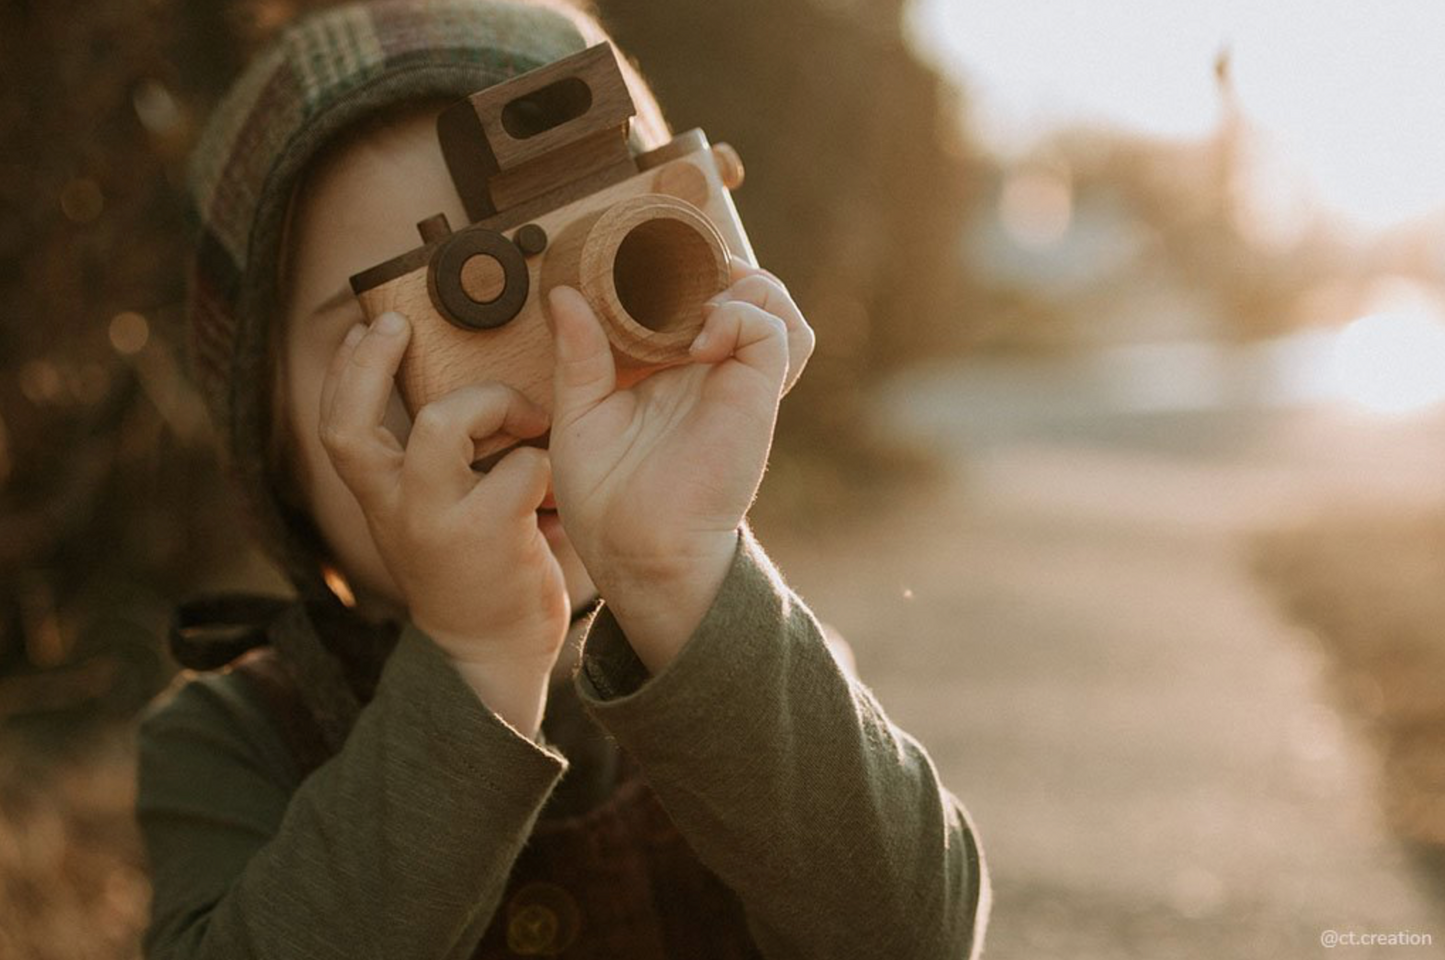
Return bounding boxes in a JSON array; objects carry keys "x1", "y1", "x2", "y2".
[
  {"x1": 501, "y1": 78, "x2": 593, "y2": 140},
  {"x1": 436, "y1": 44, "x2": 637, "y2": 224}
]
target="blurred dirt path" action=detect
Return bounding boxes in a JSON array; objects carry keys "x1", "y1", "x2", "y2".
[{"x1": 757, "y1": 422, "x2": 1445, "y2": 959}]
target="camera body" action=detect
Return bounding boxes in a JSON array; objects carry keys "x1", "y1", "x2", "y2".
[{"x1": 348, "y1": 43, "x2": 754, "y2": 455}]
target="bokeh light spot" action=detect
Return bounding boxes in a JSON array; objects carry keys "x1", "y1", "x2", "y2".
[
  {"x1": 1330, "y1": 310, "x2": 1445, "y2": 415},
  {"x1": 109, "y1": 311, "x2": 150, "y2": 355},
  {"x1": 132, "y1": 79, "x2": 181, "y2": 135},
  {"x1": 19, "y1": 360, "x2": 64, "y2": 404},
  {"x1": 322, "y1": 564, "x2": 358, "y2": 607},
  {"x1": 59, "y1": 178, "x2": 104, "y2": 223}
]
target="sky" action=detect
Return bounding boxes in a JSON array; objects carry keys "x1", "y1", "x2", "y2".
[{"x1": 907, "y1": 0, "x2": 1445, "y2": 231}]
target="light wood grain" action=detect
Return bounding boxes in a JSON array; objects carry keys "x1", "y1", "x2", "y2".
[{"x1": 358, "y1": 137, "x2": 755, "y2": 430}]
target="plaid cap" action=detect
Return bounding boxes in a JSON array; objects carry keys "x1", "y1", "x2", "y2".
[{"x1": 183, "y1": 0, "x2": 603, "y2": 594}]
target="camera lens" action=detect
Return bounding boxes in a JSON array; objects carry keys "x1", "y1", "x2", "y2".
[{"x1": 611, "y1": 218, "x2": 718, "y2": 333}]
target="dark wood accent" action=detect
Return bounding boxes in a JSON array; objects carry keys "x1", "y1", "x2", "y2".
[
  {"x1": 487, "y1": 126, "x2": 634, "y2": 213},
  {"x1": 436, "y1": 44, "x2": 637, "y2": 225},
  {"x1": 437, "y1": 94, "x2": 503, "y2": 222},
  {"x1": 514, "y1": 223, "x2": 548, "y2": 256},
  {"x1": 416, "y1": 212, "x2": 453, "y2": 244},
  {"x1": 428, "y1": 227, "x2": 530, "y2": 330},
  {"x1": 349, "y1": 244, "x2": 434, "y2": 295},
  {"x1": 475, "y1": 155, "x2": 637, "y2": 234},
  {"x1": 635, "y1": 128, "x2": 708, "y2": 171}
]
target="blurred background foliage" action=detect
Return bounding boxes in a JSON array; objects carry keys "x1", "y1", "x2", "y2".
[{"x1": 5, "y1": 0, "x2": 1445, "y2": 955}]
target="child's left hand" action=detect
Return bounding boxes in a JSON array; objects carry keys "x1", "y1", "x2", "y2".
[{"x1": 546, "y1": 259, "x2": 814, "y2": 672}]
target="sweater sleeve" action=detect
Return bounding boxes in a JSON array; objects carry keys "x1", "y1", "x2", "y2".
[
  {"x1": 136, "y1": 622, "x2": 567, "y2": 960},
  {"x1": 574, "y1": 524, "x2": 988, "y2": 960}
]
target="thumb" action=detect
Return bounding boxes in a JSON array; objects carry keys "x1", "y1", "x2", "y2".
[{"x1": 546, "y1": 285, "x2": 616, "y2": 427}]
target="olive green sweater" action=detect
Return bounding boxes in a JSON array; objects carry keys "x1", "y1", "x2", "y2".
[{"x1": 136, "y1": 527, "x2": 987, "y2": 958}]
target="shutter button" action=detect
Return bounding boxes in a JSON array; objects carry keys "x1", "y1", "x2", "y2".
[{"x1": 506, "y1": 882, "x2": 580, "y2": 956}]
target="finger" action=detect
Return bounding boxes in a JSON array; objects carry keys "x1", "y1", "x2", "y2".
[
  {"x1": 726, "y1": 254, "x2": 786, "y2": 290},
  {"x1": 326, "y1": 311, "x2": 410, "y2": 440},
  {"x1": 546, "y1": 286, "x2": 617, "y2": 428},
  {"x1": 727, "y1": 255, "x2": 758, "y2": 285},
  {"x1": 466, "y1": 444, "x2": 552, "y2": 520},
  {"x1": 319, "y1": 313, "x2": 411, "y2": 500},
  {"x1": 401, "y1": 383, "x2": 549, "y2": 506},
  {"x1": 709, "y1": 271, "x2": 815, "y2": 395},
  {"x1": 320, "y1": 323, "x2": 366, "y2": 422},
  {"x1": 689, "y1": 300, "x2": 790, "y2": 390}
]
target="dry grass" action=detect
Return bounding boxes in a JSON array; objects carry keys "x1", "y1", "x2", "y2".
[
  {"x1": 1254, "y1": 507, "x2": 1445, "y2": 856},
  {"x1": 0, "y1": 729, "x2": 147, "y2": 960}
]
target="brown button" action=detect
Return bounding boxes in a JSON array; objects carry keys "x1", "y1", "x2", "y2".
[
  {"x1": 459, "y1": 253, "x2": 507, "y2": 304},
  {"x1": 513, "y1": 223, "x2": 548, "y2": 256},
  {"x1": 506, "y1": 882, "x2": 580, "y2": 956}
]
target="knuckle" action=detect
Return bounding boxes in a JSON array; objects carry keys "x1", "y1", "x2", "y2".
[
  {"x1": 717, "y1": 300, "x2": 751, "y2": 327},
  {"x1": 510, "y1": 446, "x2": 550, "y2": 473},
  {"x1": 350, "y1": 336, "x2": 391, "y2": 369},
  {"x1": 798, "y1": 324, "x2": 818, "y2": 355},
  {"x1": 318, "y1": 422, "x2": 353, "y2": 459},
  {"x1": 759, "y1": 271, "x2": 788, "y2": 293},
  {"x1": 732, "y1": 274, "x2": 770, "y2": 301},
  {"x1": 465, "y1": 380, "x2": 510, "y2": 404},
  {"x1": 761, "y1": 312, "x2": 789, "y2": 340},
  {"x1": 412, "y1": 402, "x2": 450, "y2": 438}
]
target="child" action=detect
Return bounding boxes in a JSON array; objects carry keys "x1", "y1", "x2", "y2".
[{"x1": 137, "y1": 1, "x2": 988, "y2": 957}]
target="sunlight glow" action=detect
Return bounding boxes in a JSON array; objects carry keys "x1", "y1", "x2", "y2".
[
  {"x1": 322, "y1": 564, "x2": 358, "y2": 608},
  {"x1": 1330, "y1": 311, "x2": 1445, "y2": 415},
  {"x1": 908, "y1": 0, "x2": 1445, "y2": 230}
]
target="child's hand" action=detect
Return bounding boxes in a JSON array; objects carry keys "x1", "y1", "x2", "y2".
[
  {"x1": 545, "y1": 259, "x2": 814, "y2": 671},
  {"x1": 319, "y1": 312, "x2": 569, "y2": 735}
]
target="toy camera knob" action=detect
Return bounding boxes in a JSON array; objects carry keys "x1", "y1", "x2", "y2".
[{"x1": 428, "y1": 226, "x2": 531, "y2": 330}]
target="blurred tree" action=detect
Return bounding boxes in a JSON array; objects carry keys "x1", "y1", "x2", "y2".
[{"x1": 0, "y1": 0, "x2": 287, "y2": 724}]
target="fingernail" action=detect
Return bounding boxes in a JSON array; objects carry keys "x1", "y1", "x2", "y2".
[
  {"x1": 690, "y1": 330, "x2": 711, "y2": 353},
  {"x1": 343, "y1": 323, "x2": 366, "y2": 346},
  {"x1": 374, "y1": 312, "x2": 404, "y2": 335}
]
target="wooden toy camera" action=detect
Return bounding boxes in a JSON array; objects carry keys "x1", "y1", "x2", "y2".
[{"x1": 348, "y1": 43, "x2": 755, "y2": 450}]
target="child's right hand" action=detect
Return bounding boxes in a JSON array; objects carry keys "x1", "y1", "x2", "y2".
[{"x1": 318, "y1": 311, "x2": 569, "y2": 736}]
